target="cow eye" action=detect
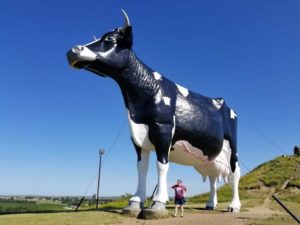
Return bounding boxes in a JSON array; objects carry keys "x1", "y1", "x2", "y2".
[{"x1": 104, "y1": 36, "x2": 116, "y2": 42}]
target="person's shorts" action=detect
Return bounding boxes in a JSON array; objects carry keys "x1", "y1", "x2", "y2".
[{"x1": 175, "y1": 198, "x2": 185, "y2": 205}]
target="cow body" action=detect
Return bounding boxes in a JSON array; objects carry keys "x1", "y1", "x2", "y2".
[
  {"x1": 122, "y1": 51, "x2": 237, "y2": 165},
  {"x1": 67, "y1": 10, "x2": 241, "y2": 214}
]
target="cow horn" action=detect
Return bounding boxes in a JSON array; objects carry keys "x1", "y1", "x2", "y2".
[{"x1": 121, "y1": 9, "x2": 130, "y2": 27}]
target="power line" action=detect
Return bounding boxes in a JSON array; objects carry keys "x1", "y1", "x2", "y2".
[
  {"x1": 83, "y1": 171, "x2": 98, "y2": 196},
  {"x1": 238, "y1": 158, "x2": 251, "y2": 173},
  {"x1": 239, "y1": 115, "x2": 288, "y2": 155},
  {"x1": 81, "y1": 120, "x2": 127, "y2": 197},
  {"x1": 103, "y1": 120, "x2": 127, "y2": 165}
]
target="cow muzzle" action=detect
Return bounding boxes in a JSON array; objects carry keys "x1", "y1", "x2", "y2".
[{"x1": 67, "y1": 45, "x2": 97, "y2": 68}]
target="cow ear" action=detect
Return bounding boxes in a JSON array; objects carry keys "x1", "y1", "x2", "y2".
[
  {"x1": 119, "y1": 9, "x2": 133, "y2": 48},
  {"x1": 121, "y1": 26, "x2": 133, "y2": 48}
]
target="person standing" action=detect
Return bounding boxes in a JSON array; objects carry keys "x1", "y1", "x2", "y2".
[{"x1": 171, "y1": 179, "x2": 187, "y2": 217}]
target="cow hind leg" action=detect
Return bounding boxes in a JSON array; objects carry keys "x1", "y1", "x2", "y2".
[
  {"x1": 149, "y1": 161, "x2": 169, "y2": 210},
  {"x1": 228, "y1": 162, "x2": 241, "y2": 213},
  {"x1": 206, "y1": 176, "x2": 218, "y2": 210}
]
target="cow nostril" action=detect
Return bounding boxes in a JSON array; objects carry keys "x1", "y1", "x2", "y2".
[{"x1": 72, "y1": 45, "x2": 84, "y2": 54}]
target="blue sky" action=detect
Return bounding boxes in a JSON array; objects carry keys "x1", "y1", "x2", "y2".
[{"x1": 0, "y1": 1, "x2": 299, "y2": 197}]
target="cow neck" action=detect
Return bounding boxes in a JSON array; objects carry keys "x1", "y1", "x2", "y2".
[{"x1": 114, "y1": 51, "x2": 160, "y2": 108}]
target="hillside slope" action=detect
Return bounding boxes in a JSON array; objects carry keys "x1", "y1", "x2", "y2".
[{"x1": 190, "y1": 155, "x2": 300, "y2": 203}]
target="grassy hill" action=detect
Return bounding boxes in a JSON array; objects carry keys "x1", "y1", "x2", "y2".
[{"x1": 189, "y1": 155, "x2": 300, "y2": 204}]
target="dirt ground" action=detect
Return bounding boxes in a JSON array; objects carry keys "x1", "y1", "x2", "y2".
[
  {"x1": 119, "y1": 198, "x2": 285, "y2": 225},
  {"x1": 0, "y1": 197, "x2": 296, "y2": 225},
  {"x1": 121, "y1": 212, "x2": 248, "y2": 225}
]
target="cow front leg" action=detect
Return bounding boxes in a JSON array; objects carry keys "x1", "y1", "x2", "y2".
[
  {"x1": 228, "y1": 162, "x2": 241, "y2": 213},
  {"x1": 148, "y1": 123, "x2": 173, "y2": 211},
  {"x1": 123, "y1": 146, "x2": 150, "y2": 216},
  {"x1": 206, "y1": 176, "x2": 218, "y2": 210},
  {"x1": 130, "y1": 150, "x2": 150, "y2": 205}
]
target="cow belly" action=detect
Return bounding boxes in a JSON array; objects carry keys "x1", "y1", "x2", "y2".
[
  {"x1": 170, "y1": 140, "x2": 232, "y2": 178},
  {"x1": 170, "y1": 140, "x2": 211, "y2": 165}
]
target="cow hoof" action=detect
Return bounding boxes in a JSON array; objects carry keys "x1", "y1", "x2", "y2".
[
  {"x1": 122, "y1": 201, "x2": 143, "y2": 217},
  {"x1": 149, "y1": 201, "x2": 166, "y2": 210},
  {"x1": 140, "y1": 202, "x2": 168, "y2": 219},
  {"x1": 205, "y1": 206, "x2": 215, "y2": 210},
  {"x1": 228, "y1": 207, "x2": 240, "y2": 213}
]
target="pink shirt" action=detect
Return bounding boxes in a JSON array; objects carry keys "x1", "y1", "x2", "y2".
[{"x1": 172, "y1": 184, "x2": 187, "y2": 199}]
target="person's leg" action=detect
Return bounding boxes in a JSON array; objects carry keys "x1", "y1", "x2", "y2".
[
  {"x1": 174, "y1": 204, "x2": 179, "y2": 216},
  {"x1": 180, "y1": 205, "x2": 184, "y2": 217}
]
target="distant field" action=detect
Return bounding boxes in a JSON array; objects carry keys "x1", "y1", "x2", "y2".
[{"x1": 0, "y1": 199, "x2": 68, "y2": 213}]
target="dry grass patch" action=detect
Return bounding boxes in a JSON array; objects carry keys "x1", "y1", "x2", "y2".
[{"x1": 0, "y1": 211, "x2": 122, "y2": 225}]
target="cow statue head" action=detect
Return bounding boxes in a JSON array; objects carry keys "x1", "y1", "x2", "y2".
[{"x1": 67, "y1": 9, "x2": 132, "y2": 77}]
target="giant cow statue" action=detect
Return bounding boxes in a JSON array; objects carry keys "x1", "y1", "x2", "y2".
[{"x1": 67, "y1": 10, "x2": 241, "y2": 215}]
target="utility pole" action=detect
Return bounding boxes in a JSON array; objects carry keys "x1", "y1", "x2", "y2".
[{"x1": 96, "y1": 149, "x2": 105, "y2": 210}]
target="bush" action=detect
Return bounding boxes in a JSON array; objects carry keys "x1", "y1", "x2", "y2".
[{"x1": 99, "y1": 194, "x2": 132, "y2": 209}]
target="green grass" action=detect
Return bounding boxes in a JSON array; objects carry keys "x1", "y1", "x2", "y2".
[
  {"x1": 255, "y1": 156, "x2": 300, "y2": 190},
  {"x1": 0, "y1": 201, "x2": 37, "y2": 213},
  {"x1": 262, "y1": 156, "x2": 298, "y2": 184},
  {"x1": 276, "y1": 190, "x2": 300, "y2": 204},
  {"x1": 0, "y1": 200, "x2": 67, "y2": 214}
]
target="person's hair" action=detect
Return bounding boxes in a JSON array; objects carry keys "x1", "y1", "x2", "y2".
[{"x1": 177, "y1": 179, "x2": 182, "y2": 183}]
